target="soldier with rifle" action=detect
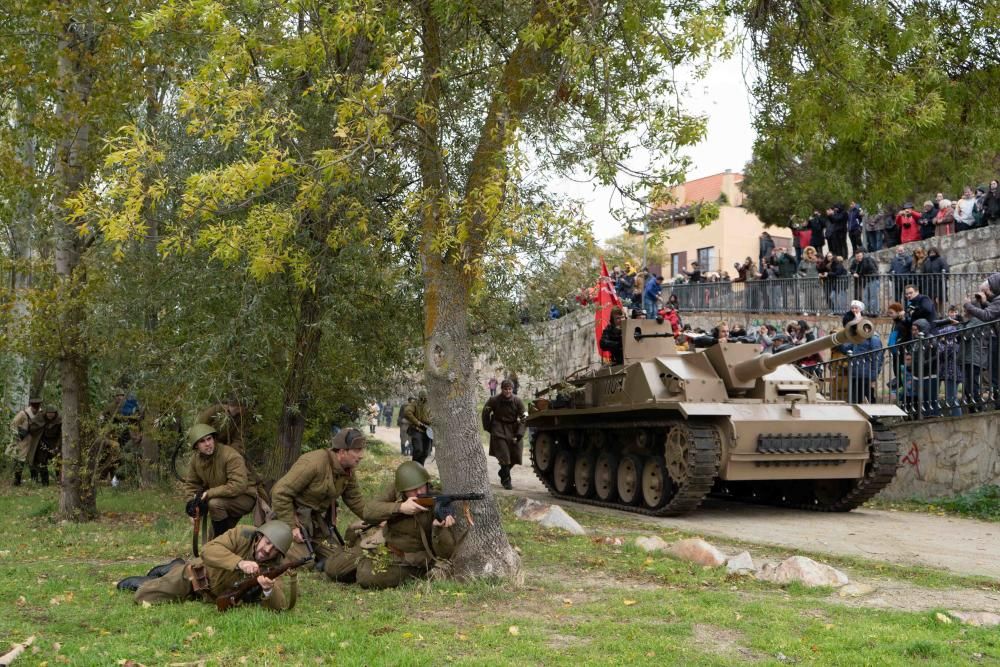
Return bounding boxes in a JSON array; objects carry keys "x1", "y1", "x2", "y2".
[
  {"x1": 481, "y1": 380, "x2": 527, "y2": 490},
  {"x1": 29, "y1": 406, "x2": 62, "y2": 486},
  {"x1": 183, "y1": 423, "x2": 256, "y2": 542},
  {"x1": 122, "y1": 521, "x2": 301, "y2": 612},
  {"x1": 351, "y1": 462, "x2": 474, "y2": 589},
  {"x1": 269, "y1": 427, "x2": 404, "y2": 582},
  {"x1": 401, "y1": 391, "x2": 433, "y2": 465},
  {"x1": 7, "y1": 397, "x2": 42, "y2": 486}
]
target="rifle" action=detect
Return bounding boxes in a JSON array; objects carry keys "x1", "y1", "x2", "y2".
[
  {"x1": 414, "y1": 493, "x2": 485, "y2": 524},
  {"x1": 215, "y1": 556, "x2": 312, "y2": 612}
]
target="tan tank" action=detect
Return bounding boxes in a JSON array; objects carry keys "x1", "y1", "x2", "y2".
[{"x1": 527, "y1": 319, "x2": 903, "y2": 516}]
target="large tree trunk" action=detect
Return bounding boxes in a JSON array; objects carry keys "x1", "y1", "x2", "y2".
[
  {"x1": 264, "y1": 287, "x2": 323, "y2": 482},
  {"x1": 53, "y1": 15, "x2": 98, "y2": 521},
  {"x1": 423, "y1": 261, "x2": 521, "y2": 579}
]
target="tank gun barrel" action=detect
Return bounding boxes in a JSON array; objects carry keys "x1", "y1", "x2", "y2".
[{"x1": 733, "y1": 319, "x2": 874, "y2": 382}]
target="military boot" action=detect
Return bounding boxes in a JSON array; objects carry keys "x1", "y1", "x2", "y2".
[
  {"x1": 13, "y1": 468, "x2": 22, "y2": 486},
  {"x1": 211, "y1": 519, "x2": 230, "y2": 538},
  {"x1": 117, "y1": 576, "x2": 155, "y2": 592},
  {"x1": 146, "y1": 557, "x2": 185, "y2": 578},
  {"x1": 499, "y1": 465, "x2": 513, "y2": 490},
  {"x1": 39, "y1": 467, "x2": 50, "y2": 486}
]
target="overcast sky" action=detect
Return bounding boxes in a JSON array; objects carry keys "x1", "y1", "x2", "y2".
[{"x1": 546, "y1": 50, "x2": 757, "y2": 243}]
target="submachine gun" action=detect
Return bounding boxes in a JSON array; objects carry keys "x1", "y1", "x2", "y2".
[{"x1": 414, "y1": 493, "x2": 485, "y2": 524}]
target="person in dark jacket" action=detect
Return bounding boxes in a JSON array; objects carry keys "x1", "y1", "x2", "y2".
[
  {"x1": 849, "y1": 249, "x2": 880, "y2": 314},
  {"x1": 599, "y1": 306, "x2": 625, "y2": 365},
  {"x1": 909, "y1": 318, "x2": 940, "y2": 417},
  {"x1": 847, "y1": 201, "x2": 864, "y2": 254},
  {"x1": 922, "y1": 247, "x2": 949, "y2": 311},
  {"x1": 958, "y1": 312, "x2": 988, "y2": 413},
  {"x1": 826, "y1": 204, "x2": 849, "y2": 258},
  {"x1": 888, "y1": 246, "x2": 912, "y2": 304},
  {"x1": 807, "y1": 210, "x2": 826, "y2": 252},
  {"x1": 904, "y1": 284, "x2": 937, "y2": 326},
  {"x1": 919, "y1": 200, "x2": 937, "y2": 240},
  {"x1": 839, "y1": 329, "x2": 883, "y2": 403},
  {"x1": 983, "y1": 180, "x2": 1000, "y2": 226},
  {"x1": 758, "y1": 232, "x2": 775, "y2": 268},
  {"x1": 963, "y1": 272, "x2": 1000, "y2": 408}
]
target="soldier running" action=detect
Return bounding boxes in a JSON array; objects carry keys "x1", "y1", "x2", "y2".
[
  {"x1": 7, "y1": 397, "x2": 42, "y2": 486},
  {"x1": 481, "y1": 380, "x2": 527, "y2": 489}
]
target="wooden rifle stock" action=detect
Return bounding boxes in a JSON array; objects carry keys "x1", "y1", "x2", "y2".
[
  {"x1": 414, "y1": 493, "x2": 485, "y2": 523},
  {"x1": 215, "y1": 556, "x2": 311, "y2": 612}
]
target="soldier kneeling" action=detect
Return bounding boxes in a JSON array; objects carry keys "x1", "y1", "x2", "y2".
[
  {"x1": 353, "y1": 462, "x2": 466, "y2": 589},
  {"x1": 119, "y1": 521, "x2": 297, "y2": 612}
]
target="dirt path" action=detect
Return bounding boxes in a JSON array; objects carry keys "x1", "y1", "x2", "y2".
[{"x1": 375, "y1": 425, "x2": 1000, "y2": 581}]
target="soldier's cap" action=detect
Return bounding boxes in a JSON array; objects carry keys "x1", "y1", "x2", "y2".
[
  {"x1": 331, "y1": 427, "x2": 367, "y2": 450},
  {"x1": 43, "y1": 405, "x2": 58, "y2": 414},
  {"x1": 29, "y1": 397, "x2": 42, "y2": 404}
]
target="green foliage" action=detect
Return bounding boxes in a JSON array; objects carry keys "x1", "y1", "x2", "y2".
[
  {"x1": 739, "y1": 0, "x2": 1000, "y2": 225},
  {"x1": 917, "y1": 485, "x2": 1000, "y2": 522}
]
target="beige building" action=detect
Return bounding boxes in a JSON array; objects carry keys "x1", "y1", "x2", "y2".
[{"x1": 650, "y1": 171, "x2": 790, "y2": 279}]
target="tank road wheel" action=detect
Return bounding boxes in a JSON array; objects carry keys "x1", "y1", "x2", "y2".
[
  {"x1": 594, "y1": 451, "x2": 619, "y2": 501},
  {"x1": 616, "y1": 454, "x2": 644, "y2": 505},
  {"x1": 552, "y1": 448, "x2": 576, "y2": 495},
  {"x1": 641, "y1": 456, "x2": 671, "y2": 510},
  {"x1": 655, "y1": 422, "x2": 722, "y2": 516},
  {"x1": 533, "y1": 432, "x2": 556, "y2": 473},
  {"x1": 574, "y1": 453, "x2": 598, "y2": 499}
]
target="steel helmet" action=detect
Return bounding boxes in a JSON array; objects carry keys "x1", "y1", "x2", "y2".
[
  {"x1": 330, "y1": 427, "x2": 367, "y2": 450},
  {"x1": 417, "y1": 390, "x2": 428, "y2": 401},
  {"x1": 394, "y1": 461, "x2": 431, "y2": 493},
  {"x1": 256, "y1": 520, "x2": 293, "y2": 555},
  {"x1": 187, "y1": 423, "x2": 217, "y2": 449}
]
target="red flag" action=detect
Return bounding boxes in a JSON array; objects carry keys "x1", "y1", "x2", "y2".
[{"x1": 595, "y1": 258, "x2": 622, "y2": 361}]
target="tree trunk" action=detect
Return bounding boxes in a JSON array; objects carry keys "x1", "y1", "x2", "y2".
[
  {"x1": 423, "y1": 261, "x2": 522, "y2": 579},
  {"x1": 263, "y1": 287, "x2": 323, "y2": 482},
  {"x1": 53, "y1": 15, "x2": 98, "y2": 521}
]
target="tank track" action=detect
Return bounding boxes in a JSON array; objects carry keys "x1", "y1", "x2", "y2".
[
  {"x1": 529, "y1": 420, "x2": 721, "y2": 517},
  {"x1": 717, "y1": 423, "x2": 900, "y2": 512}
]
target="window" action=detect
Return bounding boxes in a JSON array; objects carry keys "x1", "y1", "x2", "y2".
[
  {"x1": 697, "y1": 246, "x2": 716, "y2": 272},
  {"x1": 670, "y1": 253, "x2": 685, "y2": 277}
]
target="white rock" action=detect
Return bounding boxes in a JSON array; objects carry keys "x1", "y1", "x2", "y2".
[
  {"x1": 948, "y1": 611, "x2": 1000, "y2": 627},
  {"x1": 755, "y1": 556, "x2": 848, "y2": 588},
  {"x1": 512, "y1": 497, "x2": 586, "y2": 535},
  {"x1": 635, "y1": 536, "x2": 670, "y2": 552},
  {"x1": 668, "y1": 538, "x2": 727, "y2": 567},
  {"x1": 837, "y1": 583, "x2": 874, "y2": 598},
  {"x1": 726, "y1": 551, "x2": 755, "y2": 573}
]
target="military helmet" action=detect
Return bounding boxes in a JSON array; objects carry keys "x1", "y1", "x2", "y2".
[
  {"x1": 395, "y1": 461, "x2": 431, "y2": 493},
  {"x1": 187, "y1": 423, "x2": 217, "y2": 449},
  {"x1": 43, "y1": 405, "x2": 58, "y2": 414},
  {"x1": 256, "y1": 520, "x2": 293, "y2": 555},
  {"x1": 29, "y1": 397, "x2": 42, "y2": 405},
  {"x1": 330, "y1": 427, "x2": 367, "y2": 450},
  {"x1": 417, "y1": 389, "x2": 428, "y2": 401}
]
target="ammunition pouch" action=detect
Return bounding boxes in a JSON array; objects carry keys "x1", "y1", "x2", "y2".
[{"x1": 185, "y1": 558, "x2": 210, "y2": 596}]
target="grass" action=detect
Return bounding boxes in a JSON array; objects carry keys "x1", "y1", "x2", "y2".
[
  {"x1": 2, "y1": 448, "x2": 999, "y2": 666},
  {"x1": 870, "y1": 485, "x2": 1000, "y2": 523}
]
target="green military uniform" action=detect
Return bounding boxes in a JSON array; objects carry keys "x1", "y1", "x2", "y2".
[
  {"x1": 401, "y1": 393, "x2": 432, "y2": 465},
  {"x1": 134, "y1": 526, "x2": 290, "y2": 611},
  {"x1": 355, "y1": 483, "x2": 465, "y2": 589},
  {"x1": 184, "y1": 441, "x2": 256, "y2": 531},
  {"x1": 270, "y1": 435, "x2": 398, "y2": 581},
  {"x1": 8, "y1": 403, "x2": 42, "y2": 486}
]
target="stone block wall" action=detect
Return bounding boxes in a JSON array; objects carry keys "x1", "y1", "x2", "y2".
[
  {"x1": 879, "y1": 413, "x2": 1000, "y2": 501},
  {"x1": 872, "y1": 225, "x2": 1000, "y2": 274}
]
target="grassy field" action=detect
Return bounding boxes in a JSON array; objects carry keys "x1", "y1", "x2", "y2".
[{"x1": 2, "y1": 446, "x2": 998, "y2": 666}]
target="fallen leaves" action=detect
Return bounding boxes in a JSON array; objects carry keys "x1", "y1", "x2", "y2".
[
  {"x1": 49, "y1": 592, "x2": 74, "y2": 605},
  {"x1": 623, "y1": 599, "x2": 637, "y2": 606},
  {"x1": 935, "y1": 612, "x2": 953, "y2": 624},
  {"x1": 508, "y1": 626, "x2": 520, "y2": 636}
]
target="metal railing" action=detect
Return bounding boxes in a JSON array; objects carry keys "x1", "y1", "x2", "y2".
[
  {"x1": 810, "y1": 319, "x2": 1000, "y2": 421},
  {"x1": 647, "y1": 272, "x2": 990, "y2": 315}
]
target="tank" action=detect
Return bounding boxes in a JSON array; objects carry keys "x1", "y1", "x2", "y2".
[{"x1": 527, "y1": 318, "x2": 903, "y2": 516}]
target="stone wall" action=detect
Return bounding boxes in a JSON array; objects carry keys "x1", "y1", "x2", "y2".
[
  {"x1": 873, "y1": 224, "x2": 1000, "y2": 274},
  {"x1": 879, "y1": 413, "x2": 1000, "y2": 501}
]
